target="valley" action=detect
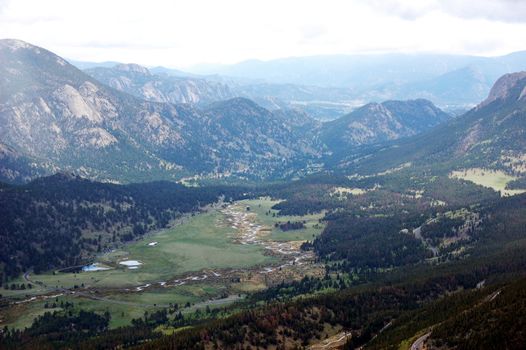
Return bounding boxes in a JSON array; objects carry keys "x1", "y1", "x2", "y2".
[
  {"x1": 1, "y1": 198, "x2": 325, "y2": 330},
  {"x1": 2, "y1": 15, "x2": 526, "y2": 348}
]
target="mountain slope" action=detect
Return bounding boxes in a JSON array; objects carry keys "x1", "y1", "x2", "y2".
[
  {"x1": 0, "y1": 39, "x2": 206, "y2": 181},
  {"x1": 321, "y1": 99, "x2": 450, "y2": 153},
  {"x1": 0, "y1": 142, "x2": 45, "y2": 183},
  {"x1": 6, "y1": 39, "x2": 522, "y2": 184},
  {"x1": 341, "y1": 72, "x2": 526, "y2": 175},
  {"x1": 85, "y1": 64, "x2": 234, "y2": 105},
  {"x1": 201, "y1": 98, "x2": 323, "y2": 175},
  {"x1": 0, "y1": 39, "x2": 321, "y2": 182}
]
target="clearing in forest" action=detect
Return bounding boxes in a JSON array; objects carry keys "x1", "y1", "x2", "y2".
[{"x1": 450, "y1": 168, "x2": 525, "y2": 196}]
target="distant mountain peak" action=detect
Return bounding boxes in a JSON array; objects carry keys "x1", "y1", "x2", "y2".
[
  {"x1": 114, "y1": 63, "x2": 151, "y2": 75},
  {"x1": 0, "y1": 38, "x2": 33, "y2": 50},
  {"x1": 321, "y1": 98, "x2": 450, "y2": 151},
  {"x1": 84, "y1": 64, "x2": 233, "y2": 105},
  {"x1": 479, "y1": 71, "x2": 526, "y2": 107}
]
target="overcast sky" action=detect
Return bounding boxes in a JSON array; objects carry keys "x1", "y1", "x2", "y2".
[{"x1": 1, "y1": 0, "x2": 526, "y2": 68}]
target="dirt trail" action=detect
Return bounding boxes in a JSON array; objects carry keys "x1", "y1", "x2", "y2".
[
  {"x1": 410, "y1": 332, "x2": 431, "y2": 350},
  {"x1": 308, "y1": 332, "x2": 350, "y2": 350},
  {"x1": 413, "y1": 226, "x2": 439, "y2": 257}
]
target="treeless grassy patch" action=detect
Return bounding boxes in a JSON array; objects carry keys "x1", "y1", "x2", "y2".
[{"x1": 450, "y1": 168, "x2": 526, "y2": 196}]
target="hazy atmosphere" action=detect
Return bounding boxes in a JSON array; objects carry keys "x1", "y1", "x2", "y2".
[{"x1": 1, "y1": 0, "x2": 526, "y2": 67}]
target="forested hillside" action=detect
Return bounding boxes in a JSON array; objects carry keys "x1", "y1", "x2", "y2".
[
  {"x1": 0, "y1": 173, "x2": 246, "y2": 281},
  {"x1": 340, "y1": 72, "x2": 526, "y2": 177}
]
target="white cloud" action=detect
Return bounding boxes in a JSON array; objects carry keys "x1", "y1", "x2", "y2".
[
  {"x1": 362, "y1": 0, "x2": 437, "y2": 21},
  {"x1": 442, "y1": 0, "x2": 526, "y2": 22},
  {"x1": 363, "y1": 0, "x2": 526, "y2": 23},
  {"x1": 0, "y1": 0, "x2": 10, "y2": 14},
  {"x1": 0, "y1": 0, "x2": 525, "y2": 67}
]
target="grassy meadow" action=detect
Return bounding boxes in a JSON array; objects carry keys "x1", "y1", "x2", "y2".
[
  {"x1": 450, "y1": 168, "x2": 526, "y2": 196},
  {"x1": 2, "y1": 198, "x2": 325, "y2": 330}
]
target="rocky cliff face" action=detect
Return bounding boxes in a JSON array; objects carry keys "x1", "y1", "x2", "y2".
[
  {"x1": 478, "y1": 71, "x2": 526, "y2": 108},
  {"x1": 85, "y1": 64, "x2": 234, "y2": 105}
]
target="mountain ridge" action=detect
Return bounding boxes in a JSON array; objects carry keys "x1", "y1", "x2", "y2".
[
  {"x1": 0, "y1": 39, "x2": 464, "y2": 183},
  {"x1": 321, "y1": 98, "x2": 451, "y2": 153},
  {"x1": 85, "y1": 63, "x2": 234, "y2": 105}
]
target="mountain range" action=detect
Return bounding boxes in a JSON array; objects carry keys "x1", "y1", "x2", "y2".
[
  {"x1": 85, "y1": 64, "x2": 234, "y2": 105},
  {"x1": 0, "y1": 39, "x2": 456, "y2": 184},
  {"x1": 82, "y1": 63, "x2": 360, "y2": 120},
  {"x1": 2, "y1": 39, "x2": 526, "y2": 188},
  {"x1": 75, "y1": 50, "x2": 526, "y2": 122},
  {"x1": 190, "y1": 51, "x2": 526, "y2": 108}
]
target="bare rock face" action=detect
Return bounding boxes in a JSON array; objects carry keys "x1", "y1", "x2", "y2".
[
  {"x1": 53, "y1": 84, "x2": 104, "y2": 123},
  {"x1": 74, "y1": 128, "x2": 118, "y2": 148},
  {"x1": 479, "y1": 71, "x2": 526, "y2": 107},
  {"x1": 115, "y1": 63, "x2": 152, "y2": 75},
  {"x1": 85, "y1": 64, "x2": 234, "y2": 105}
]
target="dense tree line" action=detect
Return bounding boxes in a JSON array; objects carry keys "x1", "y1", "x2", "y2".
[
  {"x1": 250, "y1": 274, "x2": 352, "y2": 302},
  {"x1": 311, "y1": 214, "x2": 431, "y2": 270},
  {"x1": 368, "y1": 276, "x2": 526, "y2": 350},
  {"x1": 1, "y1": 310, "x2": 110, "y2": 348},
  {"x1": 275, "y1": 220, "x2": 306, "y2": 231},
  {"x1": 0, "y1": 310, "x2": 161, "y2": 350}
]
